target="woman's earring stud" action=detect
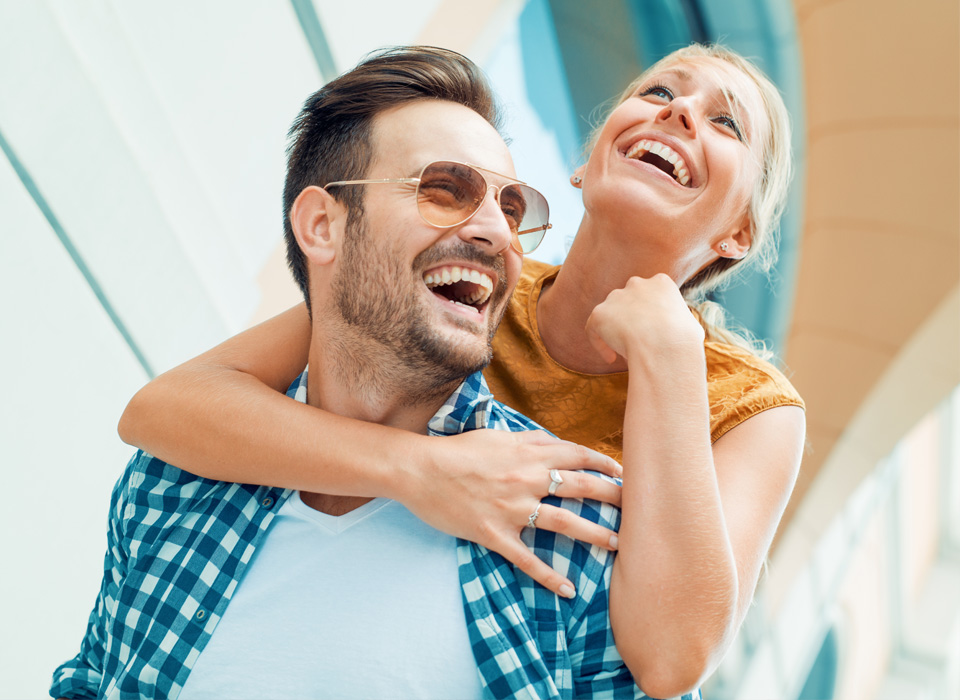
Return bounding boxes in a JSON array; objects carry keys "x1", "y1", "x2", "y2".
[
  {"x1": 719, "y1": 242, "x2": 729, "y2": 252},
  {"x1": 571, "y1": 175, "x2": 582, "y2": 187}
]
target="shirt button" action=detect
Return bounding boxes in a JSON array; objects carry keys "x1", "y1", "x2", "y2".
[
  {"x1": 196, "y1": 609, "x2": 206, "y2": 621},
  {"x1": 261, "y1": 496, "x2": 274, "y2": 509}
]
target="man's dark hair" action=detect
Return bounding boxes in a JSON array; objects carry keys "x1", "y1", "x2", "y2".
[{"x1": 283, "y1": 46, "x2": 503, "y2": 312}]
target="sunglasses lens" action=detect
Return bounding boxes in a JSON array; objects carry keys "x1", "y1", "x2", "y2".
[
  {"x1": 415, "y1": 161, "x2": 550, "y2": 254},
  {"x1": 504, "y1": 184, "x2": 550, "y2": 254},
  {"x1": 416, "y1": 162, "x2": 486, "y2": 227}
]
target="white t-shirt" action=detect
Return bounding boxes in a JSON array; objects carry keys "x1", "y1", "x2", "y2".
[{"x1": 179, "y1": 494, "x2": 484, "y2": 699}]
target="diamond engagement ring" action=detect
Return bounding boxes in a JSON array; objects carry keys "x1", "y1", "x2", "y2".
[
  {"x1": 548, "y1": 469, "x2": 564, "y2": 496},
  {"x1": 527, "y1": 503, "x2": 542, "y2": 528}
]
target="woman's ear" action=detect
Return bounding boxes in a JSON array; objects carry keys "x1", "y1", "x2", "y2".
[
  {"x1": 570, "y1": 164, "x2": 586, "y2": 188},
  {"x1": 290, "y1": 186, "x2": 343, "y2": 267},
  {"x1": 716, "y1": 217, "x2": 752, "y2": 260}
]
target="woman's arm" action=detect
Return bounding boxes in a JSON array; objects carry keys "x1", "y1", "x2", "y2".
[
  {"x1": 120, "y1": 304, "x2": 317, "y2": 481},
  {"x1": 119, "y1": 304, "x2": 624, "y2": 597},
  {"x1": 586, "y1": 275, "x2": 804, "y2": 698}
]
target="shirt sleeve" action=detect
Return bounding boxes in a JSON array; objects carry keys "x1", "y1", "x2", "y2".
[
  {"x1": 705, "y1": 341, "x2": 804, "y2": 443},
  {"x1": 49, "y1": 456, "x2": 134, "y2": 699}
]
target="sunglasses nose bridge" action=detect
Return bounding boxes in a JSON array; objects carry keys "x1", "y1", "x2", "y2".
[
  {"x1": 481, "y1": 182, "x2": 501, "y2": 203},
  {"x1": 463, "y1": 181, "x2": 505, "y2": 221},
  {"x1": 483, "y1": 182, "x2": 540, "y2": 255},
  {"x1": 453, "y1": 182, "x2": 517, "y2": 254}
]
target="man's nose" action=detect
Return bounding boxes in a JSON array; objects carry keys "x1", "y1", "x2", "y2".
[{"x1": 455, "y1": 186, "x2": 515, "y2": 254}]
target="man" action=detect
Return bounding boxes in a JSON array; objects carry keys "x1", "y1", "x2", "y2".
[{"x1": 51, "y1": 47, "x2": 654, "y2": 699}]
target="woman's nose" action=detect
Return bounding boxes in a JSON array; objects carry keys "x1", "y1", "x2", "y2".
[{"x1": 656, "y1": 97, "x2": 697, "y2": 136}]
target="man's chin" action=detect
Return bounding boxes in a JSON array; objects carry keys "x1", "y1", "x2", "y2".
[
  {"x1": 425, "y1": 300, "x2": 492, "y2": 339},
  {"x1": 395, "y1": 302, "x2": 498, "y2": 386},
  {"x1": 418, "y1": 327, "x2": 492, "y2": 378},
  {"x1": 435, "y1": 336, "x2": 493, "y2": 376}
]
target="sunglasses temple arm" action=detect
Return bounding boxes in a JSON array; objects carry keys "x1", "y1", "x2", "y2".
[{"x1": 516, "y1": 223, "x2": 553, "y2": 236}]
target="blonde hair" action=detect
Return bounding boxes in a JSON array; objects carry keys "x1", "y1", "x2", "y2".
[{"x1": 588, "y1": 44, "x2": 793, "y2": 357}]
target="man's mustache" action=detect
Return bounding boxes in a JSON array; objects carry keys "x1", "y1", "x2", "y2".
[{"x1": 413, "y1": 241, "x2": 509, "y2": 298}]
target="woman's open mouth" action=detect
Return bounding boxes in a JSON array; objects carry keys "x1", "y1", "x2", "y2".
[{"x1": 624, "y1": 139, "x2": 692, "y2": 187}]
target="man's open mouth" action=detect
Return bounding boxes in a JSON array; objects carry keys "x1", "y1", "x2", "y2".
[
  {"x1": 423, "y1": 265, "x2": 494, "y2": 315},
  {"x1": 625, "y1": 139, "x2": 691, "y2": 186}
]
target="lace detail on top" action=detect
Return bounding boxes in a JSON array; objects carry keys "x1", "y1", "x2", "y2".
[{"x1": 483, "y1": 259, "x2": 804, "y2": 463}]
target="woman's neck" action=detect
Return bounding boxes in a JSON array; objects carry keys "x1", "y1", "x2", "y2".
[{"x1": 537, "y1": 216, "x2": 645, "y2": 374}]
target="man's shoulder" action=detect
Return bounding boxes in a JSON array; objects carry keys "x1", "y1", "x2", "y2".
[
  {"x1": 486, "y1": 397, "x2": 550, "y2": 434},
  {"x1": 119, "y1": 449, "x2": 224, "y2": 495},
  {"x1": 554, "y1": 489, "x2": 621, "y2": 530},
  {"x1": 113, "y1": 449, "x2": 271, "y2": 526},
  {"x1": 485, "y1": 399, "x2": 622, "y2": 531}
]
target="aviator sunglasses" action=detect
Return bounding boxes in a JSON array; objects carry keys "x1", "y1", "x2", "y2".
[{"x1": 324, "y1": 160, "x2": 552, "y2": 254}]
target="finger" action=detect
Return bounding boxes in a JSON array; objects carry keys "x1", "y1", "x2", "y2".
[
  {"x1": 551, "y1": 471, "x2": 622, "y2": 507},
  {"x1": 585, "y1": 319, "x2": 619, "y2": 364},
  {"x1": 514, "y1": 429, "x2": 564, "y2": 446},
  {"x1": 554, "y1": 441, "x2": 622, "y2": 478},
  {"x1": 492, "y1": 535, "x2": 576, "y2": 598},
  {"x1": 534, "y1": 504, "x2": 620, "y2": 551}
]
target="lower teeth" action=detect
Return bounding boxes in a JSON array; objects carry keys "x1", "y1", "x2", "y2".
[{"x1": 452, "y1": 300, "x2": 479, "y2": 313}]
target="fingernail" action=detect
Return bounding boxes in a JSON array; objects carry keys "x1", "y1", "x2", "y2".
[
  {"x1": 559, "y1": 583, "x2": 576, "y2": 599},
  {"x1": 609, "y1": 535, "x2": 619, "y2": 549}
]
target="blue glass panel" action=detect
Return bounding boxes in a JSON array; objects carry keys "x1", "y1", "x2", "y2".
[
  {"x1": 518, "y1": 0, "x2": 583, "y2": 164},
  {"x1": 798, "y1": 626, "x2": 838, "y2": 700}
]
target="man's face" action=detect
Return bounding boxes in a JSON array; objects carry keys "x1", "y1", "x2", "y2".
[{"x1": 332, "y1": 100, "x2": 523, "y2": 388}]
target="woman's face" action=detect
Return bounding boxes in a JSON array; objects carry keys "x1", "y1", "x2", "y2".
[{"x1": 580, "y1": 57, "x2": 770, "y2": 282}]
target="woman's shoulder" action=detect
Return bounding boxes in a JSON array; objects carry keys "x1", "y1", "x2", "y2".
[
  {"x1": 496, "y1": 257, "x2": 559, "y2": 345},
  {"x1": 517, "y1": 257, "x2": 558, "y2": 293},
  {"x1": 704, "y1": 341, "x2": 799, "y2": 388},
  {"x1": 704, "y1": 340, "x2": 804, "y2": 442}
]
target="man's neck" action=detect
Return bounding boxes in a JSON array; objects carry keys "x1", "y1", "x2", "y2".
[
  {"x1": 300, "y1": 327, "x2": 459, "y2": 517},
  {"x1": 306, "y1": 338, "x2": 454, "y2": 434}
]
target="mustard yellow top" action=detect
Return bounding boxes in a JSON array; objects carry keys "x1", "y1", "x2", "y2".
[{"x1": 483, "y1": 259, "x2": 805, "y2": 462}]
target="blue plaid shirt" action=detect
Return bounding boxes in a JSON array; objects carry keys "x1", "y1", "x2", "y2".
[{"x1": 52, "y1": 370, "x2": 698, "y2": 700}]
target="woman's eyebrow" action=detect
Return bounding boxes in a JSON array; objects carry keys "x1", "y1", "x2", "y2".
[
  {"x1": 724, "y1": 92, "x2": 754, "y2": 138},
  {"x1": 665, "y1": 67, "x2": 694, "y2": 82},
  {"x1": 661, "y1": 66, "x2": 754, "y2": 137}
]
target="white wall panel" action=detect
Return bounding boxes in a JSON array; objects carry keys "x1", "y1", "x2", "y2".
[
  {"x1": 44, "y1": 0, "x2": 262, "y2": 331},
  {"x1": 0, "y1": 153, "x2": 148, "y2": 699},
  {"x1": 0, "y1": 1, "x2": 326, "y2": 372},
  {"x1": 313, "y1": 0, "x2": 444, "y2": 72},
  {"x1": 0, "y1": 0, "x2": 230, "y2": 373},
  {"x1": 101, "y1": 0, "x2": 322, "y2": 273}
]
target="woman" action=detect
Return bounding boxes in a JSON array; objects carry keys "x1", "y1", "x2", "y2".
[{"x1": 120, "y1": 44, "x2": 805, "y2": 696}]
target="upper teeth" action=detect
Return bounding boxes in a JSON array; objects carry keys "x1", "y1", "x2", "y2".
[
  {"x1": 423, "y1": 265, "x2": 493, "y2": 306},
  {"x1": 625, "y1": 140, "x2": 691, "y2": 186}
]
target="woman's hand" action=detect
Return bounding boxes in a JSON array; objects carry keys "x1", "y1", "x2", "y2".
[
  {"x1": 586, "y1": 273, "x2": 704, "y2": 365},
  {"x1": 395, "y1": 429, "x2": 623, "y2": 598}
]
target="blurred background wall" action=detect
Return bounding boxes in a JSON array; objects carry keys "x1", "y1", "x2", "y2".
[{"x1": 1, "y1": 1, "x2": 957, "y2": 698}]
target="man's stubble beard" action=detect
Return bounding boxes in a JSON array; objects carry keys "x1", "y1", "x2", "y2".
[{"x1": 330, "y1": 212, "x2": 509, "y2": 405}]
